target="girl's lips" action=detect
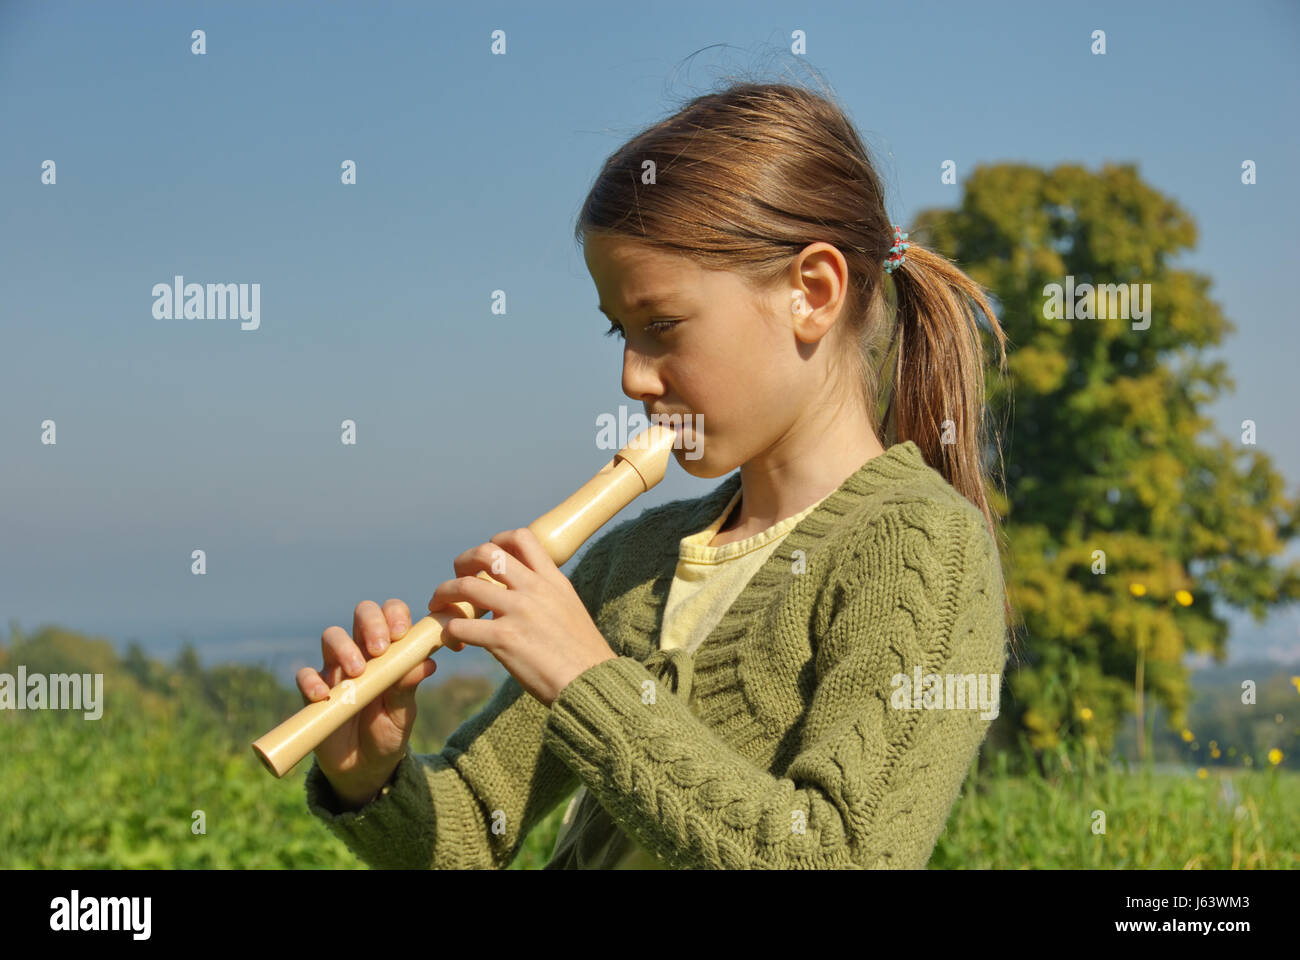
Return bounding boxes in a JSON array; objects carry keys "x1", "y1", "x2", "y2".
[{"x1": 654, "y1": 421, "x2": 691, "y2": 435}]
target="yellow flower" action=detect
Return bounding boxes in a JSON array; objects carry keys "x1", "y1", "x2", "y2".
[
  {"x1": 1079, "y1": 707, "x2": 1093, "y2": 721},
  {"x1": 1290, "y1": 676, "x2": 1300, "y2": 693},
  {"x1": 1129, "y1": 582, "x2": 1147, "y2": 597},
  {"x1": 1181, "y1": 728, "x2": 1194, "y2": 742},
  {"x1": 1175, "y1": 589, "x2": 1193, "y2": 606},
  {"x1": 1196, "y1": 767, "x2": 1207, "y2": 779},
  {"x1": 1210, "y1": 747, "x2": 1221, "y2": 759},
  {"x1": 1268, "y1": 748, "x2": 1283, "y2": 766}
]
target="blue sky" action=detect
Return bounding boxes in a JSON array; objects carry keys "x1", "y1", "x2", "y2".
[{"x1": 2, "y1": 0, "x2": 1298, "y2": 682}]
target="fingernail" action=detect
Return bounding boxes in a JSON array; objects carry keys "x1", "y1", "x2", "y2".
[
  {"x1": 349, "y1": 655, "x2": 365, "y2": 674},
  {"x1": 372, "y1": 637, "x2": 389, "y2": 655}
]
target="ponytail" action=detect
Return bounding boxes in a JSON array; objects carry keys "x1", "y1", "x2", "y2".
[{"x1": 879, "y1": 242, "x2": 1008, "y2": 535}]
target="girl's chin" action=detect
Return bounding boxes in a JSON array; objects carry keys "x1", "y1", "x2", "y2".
[{"x1": 674, "y1": 445, "x2": 732, "y2": 479}]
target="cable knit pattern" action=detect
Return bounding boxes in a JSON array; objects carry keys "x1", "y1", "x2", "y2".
[{"x1": 304, "y1": 441, "x2": 1007, "y2": 869}]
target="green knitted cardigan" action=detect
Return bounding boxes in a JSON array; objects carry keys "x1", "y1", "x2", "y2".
[{"x1": 304, "y1": 440, "x2": 1008, "y2": 869}]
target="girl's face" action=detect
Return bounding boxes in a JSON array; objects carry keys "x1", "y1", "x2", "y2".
[{"x1": 583, "y1": 232, "x2": 827, "y2": 479}]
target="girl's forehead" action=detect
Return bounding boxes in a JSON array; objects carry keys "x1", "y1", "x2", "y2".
[
  {"x1": 586, "y1": 233, "x2": 680, "y2": 266},
  {"x1": 588, "y1": 247, "x2": 692, "y2": 293}
]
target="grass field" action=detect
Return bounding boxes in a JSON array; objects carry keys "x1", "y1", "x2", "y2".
[
  {"x1": 3, "y1": 699, "x2": 1296, "y2": 869},
  {"x1": 1, "y1": 628, "x2": 1295, "y2": 868}
]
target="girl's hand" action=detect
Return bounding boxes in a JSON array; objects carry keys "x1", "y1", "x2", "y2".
[
  {"x1": 429, "y1": 528, "x2": 617, "y2": 707},
  {"x1": 297, "y1": 598, "x2": 438, "y2": 809}
]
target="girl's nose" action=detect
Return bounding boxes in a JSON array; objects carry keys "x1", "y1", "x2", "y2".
[{"x1": 621, "y1": 348, "x2": 663, "y2": 400}]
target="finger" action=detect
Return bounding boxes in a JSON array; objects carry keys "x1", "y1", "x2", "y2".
[
  {"x1": 381, "y1": 598, "x2": 412, "y2": 642},
  {"x1": 323, "y1": 624, "x2": 367, "y2": 680},
  {"x1": 491, "y1": 528, "x2": 564, "y2": 589},
  {"x1": 296, "y1": 666, "x2": 330, "y2": 704},
  {"x1": 395, "y1": 658, "x2": 437, "y2": 692},
  {"x1": 450, "y1": 541, "x2": 489, "y2": 578},
  {"x1": 354, "y1": 600, "x2": 392, "y2": 658},
  {"x1": 428, "y1": 573, "x2": 516, "y2": 618},
  {"x1": 382, "y1": 659, "x2": 437, "y2": 727},
  {"x1": 439, "y1": 622, "x2": 466, "y2": 653},
  {"x1": 452, "y1": 540, "x2": 539, "y2": 593},
  {"x1": 436, "y1": 614, "x2": 494, "y2": 652}
]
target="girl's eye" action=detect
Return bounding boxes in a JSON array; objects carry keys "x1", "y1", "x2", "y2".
[{"x1": 604, "y1": 319, "x2": 678, "y2": 340}]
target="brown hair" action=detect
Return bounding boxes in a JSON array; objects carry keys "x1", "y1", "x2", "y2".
[{"x1": 573, "y1": 81, "x2": 1009, "y2": 537}]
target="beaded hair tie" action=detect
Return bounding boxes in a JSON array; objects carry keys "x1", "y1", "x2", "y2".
[{"x1": 884, "y1": 225, "x2": 910, "y2": 275}]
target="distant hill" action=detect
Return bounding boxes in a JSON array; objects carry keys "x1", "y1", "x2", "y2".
[
  {"x1": 4, "y1": 622, "x2": 1293, "y2": 770},
  {"x1": 1110, "y1": 659, "x2": 1299, "y2": 768},
  {"x1": 0, "y1": 622, "x2": 498, "y2": 751}
]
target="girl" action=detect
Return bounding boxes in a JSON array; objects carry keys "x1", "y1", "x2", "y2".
[{"x1": 299, "y1": 81, "x2": 1010, "y2": 869}]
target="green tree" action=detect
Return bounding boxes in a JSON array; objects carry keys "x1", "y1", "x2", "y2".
[{"x1": 913, "y1": 162, "x2": 1300, "y2": 759}]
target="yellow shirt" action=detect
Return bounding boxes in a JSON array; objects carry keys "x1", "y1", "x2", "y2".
[{"x1": 549, "y1": 485, "x2": 831, "y2": 868}]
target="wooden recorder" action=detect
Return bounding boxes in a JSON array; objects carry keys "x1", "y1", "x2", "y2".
[{"x1": 252, "y1": 425, "x2": 679, "y2": 777}]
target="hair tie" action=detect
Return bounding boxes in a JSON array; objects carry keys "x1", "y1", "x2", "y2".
[{"x1": 884, "y1": 225, "x2": 909, "y2": 275}]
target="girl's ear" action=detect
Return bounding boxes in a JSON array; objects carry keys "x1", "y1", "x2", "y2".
[{"x1": 790, "y1": 290, "x2": 840, "y2": 347}]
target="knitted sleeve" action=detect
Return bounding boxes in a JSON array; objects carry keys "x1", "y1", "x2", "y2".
[
  {"x1": 302, "y1": 532, "x2": 619, "y2": 869},
  {"x1": 540, "y1": 502, "x2": 1008, "y2": 869}
]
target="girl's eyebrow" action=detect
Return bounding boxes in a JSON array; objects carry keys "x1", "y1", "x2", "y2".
[{"x1": 597, "y1": 295, "x2": 673, "y2": 318}]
